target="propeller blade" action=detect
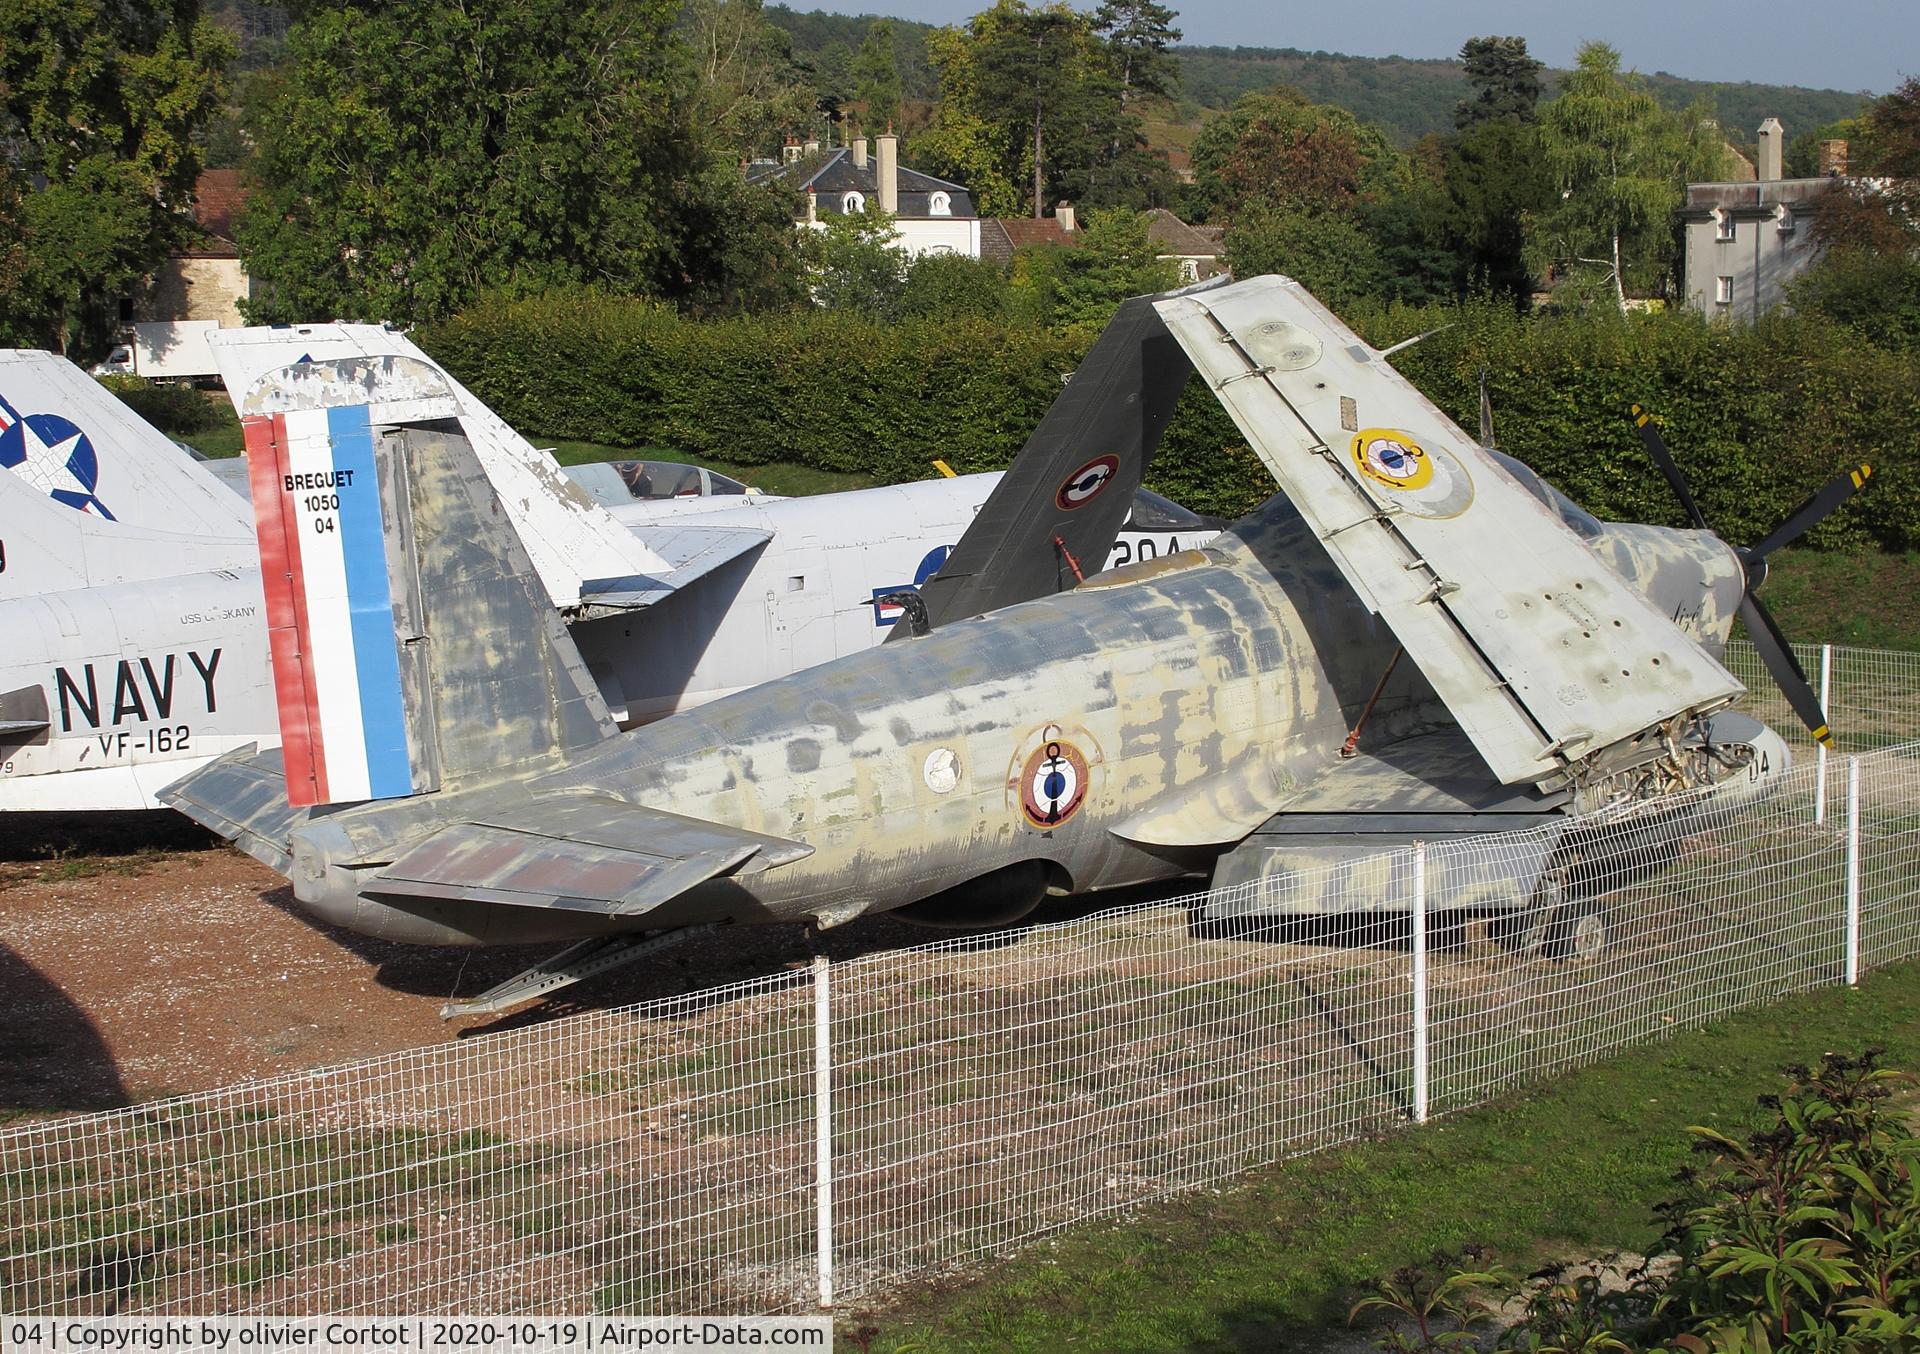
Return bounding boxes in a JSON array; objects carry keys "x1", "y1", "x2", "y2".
[
  {"x1": 1738, "y1": 593, "x2": 1832, "y2": 746},
  {"x1": 1747, "y1": 463, "x2": 1874, "y2": 562},
  {"x1": 1478, "y1": 367, "x2": 1496, "y2": 449},
  {"x1": 1630, "y1": 404, "x2": 1710, "y2": 531}
]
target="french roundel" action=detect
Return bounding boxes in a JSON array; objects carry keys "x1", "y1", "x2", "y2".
[
  {"x1": 1020, "y1": 739, "x2": 1090, "y2": 828},
  {"x1": 1054, "y1": 454, "x2": 1120, "y2": 512}
]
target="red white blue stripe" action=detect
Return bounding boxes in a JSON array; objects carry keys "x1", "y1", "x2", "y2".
[{"x1": 247, "y1": 404, "x2": 416, "y2": 807}]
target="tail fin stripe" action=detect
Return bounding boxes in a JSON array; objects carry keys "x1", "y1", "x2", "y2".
[
  {"x1": 327, "y1": 405, "x2": 414, "y2": 799},
  {"x1": 278, "y1": 404, "x2": 418, "y2": 803},
  {"x1": 245, "y1": 411, "x2": 331, "y2": 804}
]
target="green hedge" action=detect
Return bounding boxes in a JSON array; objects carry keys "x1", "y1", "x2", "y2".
[
  {"x1": 97, "y1": 374, "x2": 229, "y2": 434},
  {"x1": 418, "y1": 292, "x2": 1920, "y2": 550}
]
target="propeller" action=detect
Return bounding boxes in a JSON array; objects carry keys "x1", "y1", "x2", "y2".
[{"x1": 1630, "y1": 402, "x2": 1873, "y2": 747}]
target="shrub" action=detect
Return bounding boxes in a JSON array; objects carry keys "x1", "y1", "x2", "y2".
[
  {"x1": 417, "y1": 291, "x2": 1920, "y2": 548},
  {"x1": 1349, "y1": 1052, "x2": 1920, "y2": 1352},
  {"x1": 97, "y1": 375, "x2": 228, "y2": 434}
]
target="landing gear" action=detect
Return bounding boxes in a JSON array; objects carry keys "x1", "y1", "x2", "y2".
[
  {"x1": 439, "y1": 925, "x2": 716, "y2": 1019},
  {"x1": 1488, "y1": 870, "x2": 1609, "y2": 963}
]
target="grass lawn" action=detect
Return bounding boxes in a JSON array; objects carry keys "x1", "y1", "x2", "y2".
[
  {"x1": 1751, "y1": 547, "x2": 1920, "y2": 653},
  {"x1": 854, "y1": 960, "x2": 1920, "y2": 1352},
  {"x1": 536, "y1": 438, "x2": 880, "y2": 497}
]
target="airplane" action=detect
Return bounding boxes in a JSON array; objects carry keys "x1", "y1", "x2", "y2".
[
  {"x1": 0, "y1": 327, "x2": 1216, "y2": 812},
  {"x1": 164, "y1": 274, "x2": 1872, "y2": 1017},
  {"x1": 0, "y1": 352, "x2": 277, "y2": 810}
]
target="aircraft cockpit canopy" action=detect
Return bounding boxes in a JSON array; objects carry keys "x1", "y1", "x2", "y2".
[
  {"x1": 562, "y1": 459, "x2": 755, "y2": 507},
  {"x1": 1491, "y1": 452, "x2": 1603, "y2": 542}
]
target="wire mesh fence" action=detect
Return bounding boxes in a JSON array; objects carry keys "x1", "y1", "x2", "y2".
[{"x1": 5, "y1": 645, "x2": 1920, "y2": 1318}]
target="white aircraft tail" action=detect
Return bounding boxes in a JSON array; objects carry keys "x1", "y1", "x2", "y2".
[
  {"x1": 210, "y1": 324, "x2": 673, "y2": 610},
  {"x1": 0, "y1": 351, "x2": 257, "y2": 597},
  {"x1": 239, "y1": 356, "x2": 616, "y2": 809},
  {"x1": 0, "y1": 350, "x2": 251, "y2": 534}
]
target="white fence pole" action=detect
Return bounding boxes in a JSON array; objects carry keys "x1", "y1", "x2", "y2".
[
  {"x1": 1411, "y1": 842, "x2": 1429, "y2": 1125},
  {"x1": 1845, "y1": 756, "x2": 1861, "y2": 986},
  {"x1": 1815, "y1": 644, "x2": 1834, "y2": 824},
  {"x1": 812, "y1": 953, "x2": 834, "y2": 1309}
]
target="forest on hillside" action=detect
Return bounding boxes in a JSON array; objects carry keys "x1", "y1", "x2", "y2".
[{"x1": 766, "y1": 6, "x2": 1871, "y2": 148}]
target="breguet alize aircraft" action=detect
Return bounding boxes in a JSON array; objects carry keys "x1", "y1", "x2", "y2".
[
  {"x1": 0, "y1": 327, "x2": 1213, "y2": 812},
  {"x1": 167, "y1": 274, "x2": 1867, "y2": 1016}
]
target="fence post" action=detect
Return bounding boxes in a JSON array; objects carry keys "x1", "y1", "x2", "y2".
[
  {"x1": 1815, "y1": 644, "x2": 1834, "y2": 825},
  {"x1": 1411, "y1": 842, "x2": 1429, "y2": 1125},
  {"x1": 812, "y1": 953, "x2": 834, "y2": 1309},
  {"x1": 1845, "y1": 757, "x2": 1861, "y2": 986}
]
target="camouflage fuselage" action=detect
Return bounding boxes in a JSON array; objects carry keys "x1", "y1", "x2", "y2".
[{"x1": 281, "y1": 495, "x2": 1746, "y2": 945}]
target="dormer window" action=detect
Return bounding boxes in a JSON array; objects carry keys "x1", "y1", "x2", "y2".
[
  {"x1": 842, "y1": 191, "x2": 865, "y2": 213},
  {"x1": 929, "y1": 191, "x2": 951, "y2": 217}
]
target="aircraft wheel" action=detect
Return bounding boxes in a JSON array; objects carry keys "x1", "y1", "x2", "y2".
[{"x1": 1541, "y1": 898, "x2": 1610, "y2": 962}]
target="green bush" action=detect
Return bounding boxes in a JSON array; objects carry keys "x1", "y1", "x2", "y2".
[
  {"x1": 1350, "y1": 1052, "x2": 1920, "y2": 1352},
  {"x1": 417, "y1": 291, "x2": 1920, "y2": 548},
  {"x1": 97, "y1": 374, "x2": 229, "y2": 435}
]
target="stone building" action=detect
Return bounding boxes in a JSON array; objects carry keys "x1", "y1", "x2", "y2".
[{"x1": 1680, "y1": 118, "x2": 1837, "y2": 322}]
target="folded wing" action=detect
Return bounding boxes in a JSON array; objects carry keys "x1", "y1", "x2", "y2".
[{"x1": 1154, "y1": 276, "x2": 1741, "y2": 786}]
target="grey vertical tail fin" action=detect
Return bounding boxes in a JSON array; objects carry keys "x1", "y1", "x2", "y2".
[{"x1": 238, "y1": 358, "x2": 616, "y2": 808}]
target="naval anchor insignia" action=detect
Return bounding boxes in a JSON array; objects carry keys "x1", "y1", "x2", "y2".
[
  {"x1": 1054, "y1": 455, "x2": 1120, "y2": 512},
  {"x1": 1019, "y1": 738, "x2": 1090, "y2": 827}
]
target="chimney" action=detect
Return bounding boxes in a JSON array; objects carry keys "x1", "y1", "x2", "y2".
[
  {"x1": 877, "y1": 130, "x2": 898, "y2": 214},
  {"x1": 1056, "y1": 201, "x2": 1076, "y2": 233},
  {"x1": 782, "y1": 134, "x2": 801, "y2": 165},
  {"x1": 803, "y1": 136, "x2": 820, "y2": 156},
  {"x1": 853, "y1": 137, "x2": 868, "y2": 171},
  {"x1": 1756, "y1": 117, "x2": 1784, "y2": 182},
  {"x1": 805, "y1": 186, "x2": 817, "y2": 224},
  {"x1": 1820, "y1": 139, "x2": 1849, "y2": 177}
]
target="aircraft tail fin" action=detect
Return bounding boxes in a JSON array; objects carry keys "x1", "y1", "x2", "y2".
[{"x1": 243, "y1": 357, "x2": 616, "y2": 809}]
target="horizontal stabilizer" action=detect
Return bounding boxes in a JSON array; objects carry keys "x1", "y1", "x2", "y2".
[
  {"x1": 0, "y1": 719, "x2": 49, "y2": 739},
  {"x1": 1154, "y1": 276, "x2": 1743, "y2": 786},
  {"x1": 580, "y1": 524, "x2": 772, "y2": 608},
  {"x1": 368, "y1": 794, "x2": 813, "y2": 914},
  {"x1": 160, "y1": 745, "x2": 299, "y2": 876}
]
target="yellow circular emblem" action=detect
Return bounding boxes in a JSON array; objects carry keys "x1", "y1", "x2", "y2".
[{"x1": 1351, "y1": 429, "x2": 1434, "y2": 491}]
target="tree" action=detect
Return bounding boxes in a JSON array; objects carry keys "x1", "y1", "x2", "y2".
[
  {"x1": 1530, "y1": 42, "x2": 1729, "y2": 313},
  {"x1": 678, "y1": 0, "x2": 815, "y2": 161},
  {"x1": 1092, "y1": 0, "x2": 1180, "y2": 107},
  {"x1": 1222, "y1": 204, "x2": 1386, "y2": 315},
  {"x1": 0, "y1": 0, "x2": 233, "y2": 353},
  {"x1": 849, "y1": 18, "x2": 903, "y2": 137},
  {"x1": 1454, "y1": 36, "x2": 1543, "y2": 130},
  {"x1": 809, "y1": 207, "x2": 906, "y2": 316},
  {"x1": 971, "y1": 1, "x2": 1093, "y2": 218},
  {"x1": 898, "y1": 251, "x2": 1011, "y2": 320},
  {"x1": 1810, "y1": 76, "x2": 1920, "y2": 253},
  {"x1": 912, "y1": 23, "x2": 1024, "y2": 217},
  {"x1": 1187, "y1": 88, "x2": 1406, "y2": 223},
  {"x1": 1005, "y1": 207, "x2": 1175, "y2": 326},
  {"x1": 1430, "y1": 117, "x2": 1551, "y2": 302},
  {"x1": 240, "y1": 0, "x2": 804, "y2": 324}
]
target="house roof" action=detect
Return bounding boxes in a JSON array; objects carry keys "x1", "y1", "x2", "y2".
[
  {"x1": 749, "y1": 146, "x2": 978, "y2": 220},
  {"x1": 1144, "y1": 208, "x2": 1220, "y2": 258},
  {"x1": 189, "y1": 169, "x2": 246, "y2": 256},
  {"x1": 980, "y1": 216, "x2": 1075, "y2": 262},
  {"x1": 980, "y1": 209, "x2": 1223, "y2": 267}
]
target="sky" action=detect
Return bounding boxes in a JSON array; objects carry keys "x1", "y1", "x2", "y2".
[{"x1": 803, "y1": 0, "x2": 1917, "y2": 96}]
